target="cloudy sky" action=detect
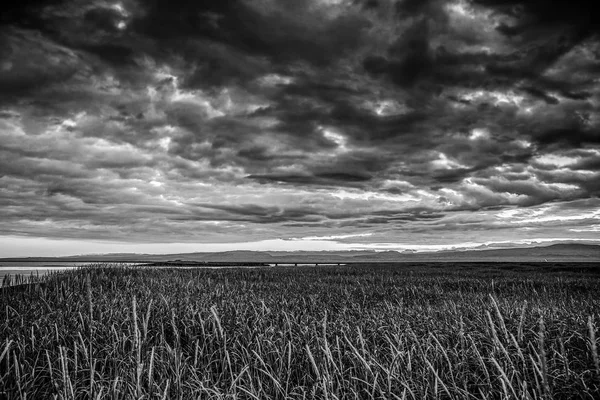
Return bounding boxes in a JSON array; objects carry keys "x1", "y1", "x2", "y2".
[{"x1": 1, "y1": 0, "x2": 599, "y2": 256}]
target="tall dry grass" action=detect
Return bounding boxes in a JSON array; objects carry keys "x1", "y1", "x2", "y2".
[{"x1": 1, "y1": 263, "x2": 599, "y2": 399}]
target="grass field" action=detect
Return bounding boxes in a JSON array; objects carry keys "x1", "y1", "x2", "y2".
[{"x1": 1, "y1": 263, "x2": 600, "y2": 399}]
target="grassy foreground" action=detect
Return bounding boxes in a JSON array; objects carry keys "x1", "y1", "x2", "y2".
[{"x1": 1, "y1": 263, "x2": 600, "y2": 399}]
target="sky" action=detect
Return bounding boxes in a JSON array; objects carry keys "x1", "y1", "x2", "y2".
[{"x1": 1, "y1": 0, "x2": 599, "y2": 257}]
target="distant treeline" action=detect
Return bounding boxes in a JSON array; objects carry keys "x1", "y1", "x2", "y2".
[{"x1": 144, "y1": 261, "x2": 270, "y2": 267}]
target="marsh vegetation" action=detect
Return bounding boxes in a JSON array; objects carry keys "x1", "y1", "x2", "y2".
[{"x1": 1, "y1": 263, "x2": 599, "y2": 399}]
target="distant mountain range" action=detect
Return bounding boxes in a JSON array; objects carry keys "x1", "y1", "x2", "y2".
[{"x1": 2, "y1": 243, "x2": 599, "y2": 263}]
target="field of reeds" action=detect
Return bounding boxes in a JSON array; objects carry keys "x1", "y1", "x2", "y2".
[{"x1": 1, "y1": 262, "x2": 599, "y2": 399}]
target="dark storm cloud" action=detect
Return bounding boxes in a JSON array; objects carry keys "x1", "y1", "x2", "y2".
[
  {"x1": 188, "y1": 203, "x2": 327, "y2": 224},
  {"x1": 247, "y1": 171, "x2": 372, "y2": 188},
  {"x1": 1, "y1": 0, "x2": 599, "y2": 246},
  {"x1": 0, "y1": 29, "x2": 82, "y2": 102},
  {"x1": 136, "y1": 0, "x2": 370, "y2": 63}
]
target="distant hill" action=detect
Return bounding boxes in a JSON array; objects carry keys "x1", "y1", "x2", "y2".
[
  {"x1": 428, "y1": 243, "x2": 600, "y2": 261},
  {"x1": 2, "y1": 243, "x2": 599, "y2": 263}
]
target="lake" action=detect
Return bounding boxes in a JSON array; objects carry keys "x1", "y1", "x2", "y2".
[
  {"x1": 0, "y1": 261, "x2": 347, "y2": 287},
  {"x1": 0, "y1": 261, "x2": 144, "y2": 285}
]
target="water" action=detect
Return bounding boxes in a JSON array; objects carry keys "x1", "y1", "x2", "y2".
[
  {"x1": 0, "y1": 261, "x2": 142, "y2": 284},
  {"x1": 267, "y1": 263, "x2": 342, "y2": 267},
  {"x1": 0, "y1": 261, "x2": 344, "y2": 287}
]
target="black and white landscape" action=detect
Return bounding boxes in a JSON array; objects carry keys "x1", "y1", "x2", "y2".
[{"x1": 1, "y1": 0, "x2": 599, "y2": 398}]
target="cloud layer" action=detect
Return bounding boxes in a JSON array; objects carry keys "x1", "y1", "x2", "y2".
[{"x1": 1, "y1": 0, "x2": 599, "y2": 253}]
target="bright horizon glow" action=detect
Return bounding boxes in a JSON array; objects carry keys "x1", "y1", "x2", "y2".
[{"x1": 1, "y1": 235, "x2": 599, "y2": 258}]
